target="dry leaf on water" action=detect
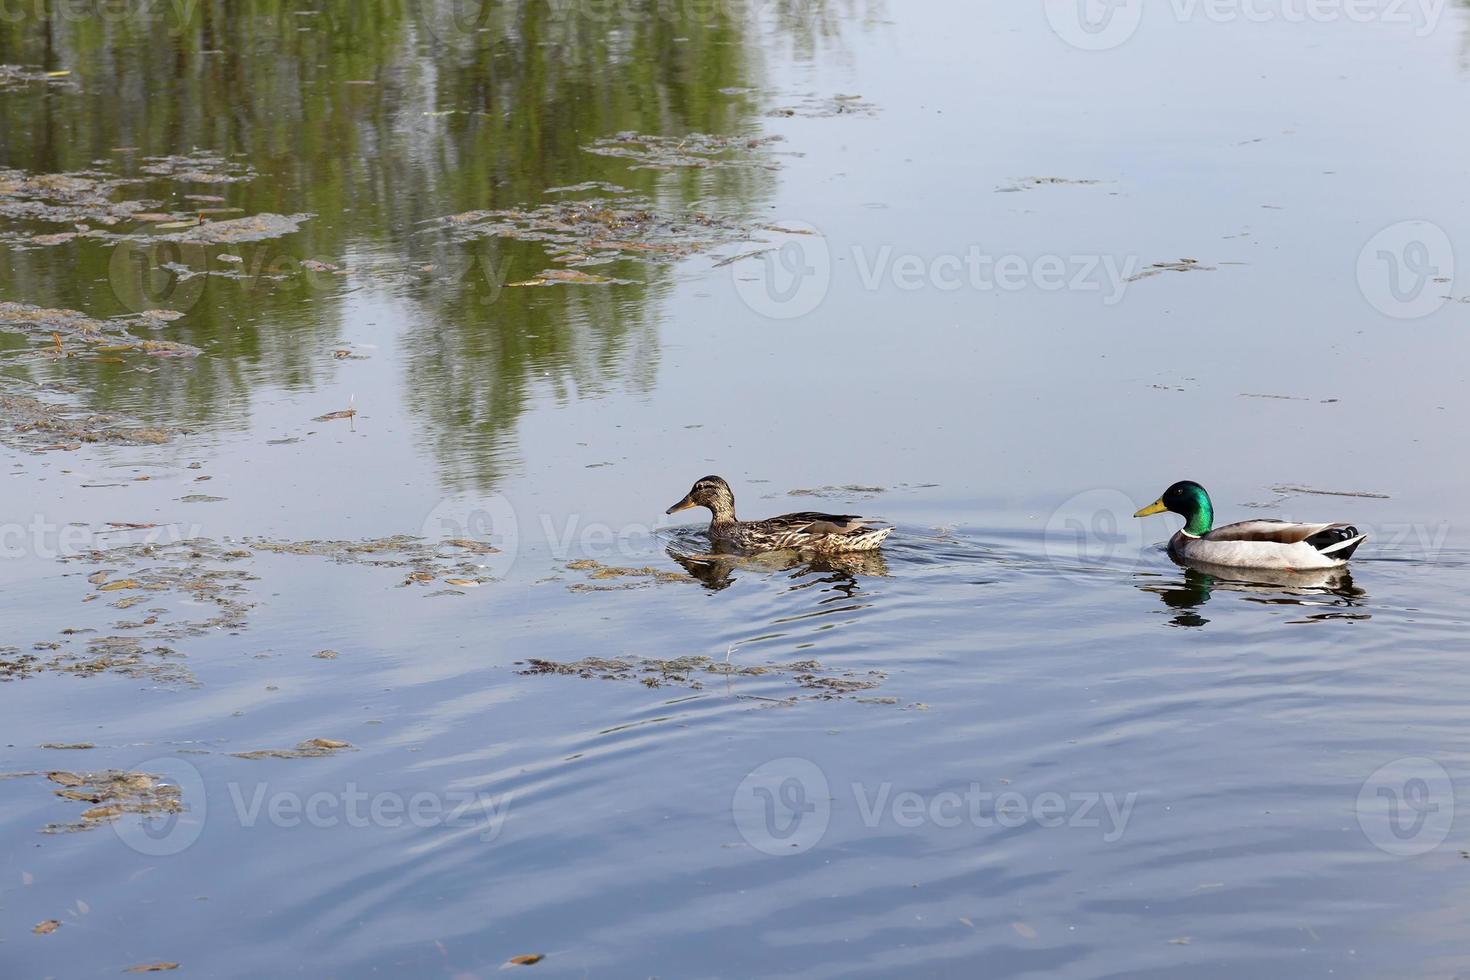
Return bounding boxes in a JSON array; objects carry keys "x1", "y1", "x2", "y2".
[{"x1": 504, "y1": 954, "x2": 544, "y2": 967}]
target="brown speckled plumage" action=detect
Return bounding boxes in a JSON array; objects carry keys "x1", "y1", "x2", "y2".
[{"x1": 666, "y1": 475, "x2": 893, "y2": 553}]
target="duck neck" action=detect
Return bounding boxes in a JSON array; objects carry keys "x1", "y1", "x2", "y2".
[
  {"x1": 1182, "y1": 499, "x2": 1213, "y2": 537},
  {"x1": 708, "y1": 497, "x2": 738, "y2": 529}
]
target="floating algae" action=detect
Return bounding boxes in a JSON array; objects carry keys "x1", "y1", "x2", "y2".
[
  {"x1": 0, "y1": 302, "x2": 199, "y2": 359},
  {"x1": 40, "y1": 769, "x2": 185, "y2": 833},
  {"x1": 137, "y1": 152, "x2": 255, "y2": 185},
  {"x1": 517, "y1": 655, "x2": 891, "y2": 703},
  {"x1": 150, "y1": 212, "x2": 313, "y2": 245},
  {"x1": 1126, "y1": 258, "x2": 1217, "y2": 282},
  {"x1": 0, "y1": 388, "x2": 189, "y2": 453},
  {"x1": 999, "y1": 176, "x2": 1105, "y2": 192},
  {"x1": 564, "y1": 558, "x2": 693, "y2": 592},
  {"x1": 441, "y1": 195, "x2": 750, "y2": 269},
  {"x1": 583, "y1": 131, "x2": 788, "y2": 171},
  {"x1": 0, "y1": 156, "x2": 306, "y2": 250},
  {"x1": 0, "y1": 168, "x2": 151, "y2": 226},
  {"x1": 767, "y1": 93, "x2": 878, "y2": 118},
  {"x1": 63, "y1": 540, "x2": 256, "y2": 628},
  {"x1": 0, "y1": 64, "x2": 79, "y2": 92},
  {"x1": 231, "y1": 737, "x2": 354, "y2": 761},
  {"x1": 249, "y1": 535, "x2": 495, "y2": 590}
]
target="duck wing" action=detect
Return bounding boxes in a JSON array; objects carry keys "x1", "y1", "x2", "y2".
[
  {"x1": 1204, "y1": 519, "x2": 1365, "y2": 555},
  {"x1": 770, "y1": 512, "x2": 879, "y2": 536}
]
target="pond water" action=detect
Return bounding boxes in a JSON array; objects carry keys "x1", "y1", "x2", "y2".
[{"x1": 3, "y1": 1, "x2": 1470, "y2": 976}]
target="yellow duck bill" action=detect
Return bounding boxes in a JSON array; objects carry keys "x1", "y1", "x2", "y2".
[{"x1": 1134, "y1": 499, "x2": 1168, "y2": 518}]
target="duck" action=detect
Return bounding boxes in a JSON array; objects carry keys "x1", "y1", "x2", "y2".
[
  {"x1": 1133, "y1": 480, "x2": 1366, "y2": 570},
  {"x1": 665, "y1": 475, "x2": 893, "y2": 553}
]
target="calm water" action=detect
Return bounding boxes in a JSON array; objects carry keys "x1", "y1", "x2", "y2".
[{"x1": 3, "y1": 1, "x2": 1470, "y2": 976}]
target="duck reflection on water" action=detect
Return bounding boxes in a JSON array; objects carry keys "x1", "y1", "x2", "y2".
[
  {"x1": 1137, "y1": 556, "x2": 1368, "y2": 628},
  {"x1": 665, "y1": 543, "x2": 889, "y2": 593}
]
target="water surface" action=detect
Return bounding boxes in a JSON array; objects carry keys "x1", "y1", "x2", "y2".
[{"x1": 2, "y1": 2, "x2": 1470, "y2": 977}]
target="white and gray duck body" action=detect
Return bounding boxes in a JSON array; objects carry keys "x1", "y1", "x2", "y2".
[{"x1": 1134, "y1": 480, "x2": 1366, "y2": 570}]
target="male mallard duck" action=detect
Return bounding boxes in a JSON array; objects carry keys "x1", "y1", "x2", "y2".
[
  {"x1": 665, "y1": 475, "x2": 893, "y2": 553},
  {"x1": 1134, "y1": 480, "x2": 1366, "y2": 570}
]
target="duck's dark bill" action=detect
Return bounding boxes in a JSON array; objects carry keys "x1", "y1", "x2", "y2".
[
  {"x1": 1134, "y1": 499, "x2": 1168, "y2": 518},
  {"x1": 666, "y1": 496, "x2": 697, "y2": 515}
]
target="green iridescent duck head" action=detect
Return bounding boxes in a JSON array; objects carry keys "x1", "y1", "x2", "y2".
[{"x1": 1134, "y1": 480, "x2": 1214, "y2": 536}]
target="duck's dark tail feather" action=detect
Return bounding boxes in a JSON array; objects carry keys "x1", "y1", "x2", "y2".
[{"x1": 1311, "y1": 525, "x2": 1366, "y2": 559}]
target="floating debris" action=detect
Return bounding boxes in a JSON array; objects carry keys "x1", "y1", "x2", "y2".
[
  {"x1": 57, "y1": 538, "x2": 258, "y2": 657},
  {"x1": 787, "y1": 484, "x2": 888, "y2": 498},
  {"x1": 138, "y1": 151, "x2": 255, "y2": 184},
  {"x1": 998, "y1": 176, "x2": 1105, "y2": 193},
  {"x1": 42, "y1": 769, "x2": 184, "y2": 832},
  {"x1": 0, "y1": 302, "x2": 199, "y2": 359},
  {"x1": 518, "y1": 655, "x2": 889, "y2": 702},
  {"x1": 1270, "y1": 484, "x2": 1391, "y2": 500},
  {"x1": 768, "y1": 93, "x2": 878, "y2": 118},
  {"x1": 564, "y1": 558, "x2": 691, "y2": 591},
  {"x1": 0, "y1": 168, "x2": 148, "y2": 226},
  {"x1": 507, "y1": 269, "x2": 631, "y2": 287},
  {"x1": 231, "y1": 738, "x2": 354, "y2": 760},
  {"x1": 0, "y1": 389, "x2": 188, "y2": 454},
  {"x1": 48, "y1": 637, "x2": 194, "y2": 686},
  {"x1": 544, "y1": 181, "x2": 631, "y2": 195},
  {"x1": 1127, "y1": 258, "x2": 1216, "y2": 282},
  {"x1": 152, "y1": 212, "x2": 312, "y2": 245},
  {"x1": 0, "y1": 64, "x2": 79, "y2": 91},
  {"x1": 584, "y1": 131, "x2": 787, "y2": 171},
  {"x1": 441, "y1": 195, "x2": 749, "y2": 268},
  {"x1": 249, "y1": 535, "x2": 495, "y2": 589}
]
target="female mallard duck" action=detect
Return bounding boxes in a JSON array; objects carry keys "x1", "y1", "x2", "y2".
[
  {"x1": 1134, "y1": 480, "x2": 1366, "y2": 570},
  {"x1": 665, "y1": 475, "x2": 893, "y2": 553}
]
